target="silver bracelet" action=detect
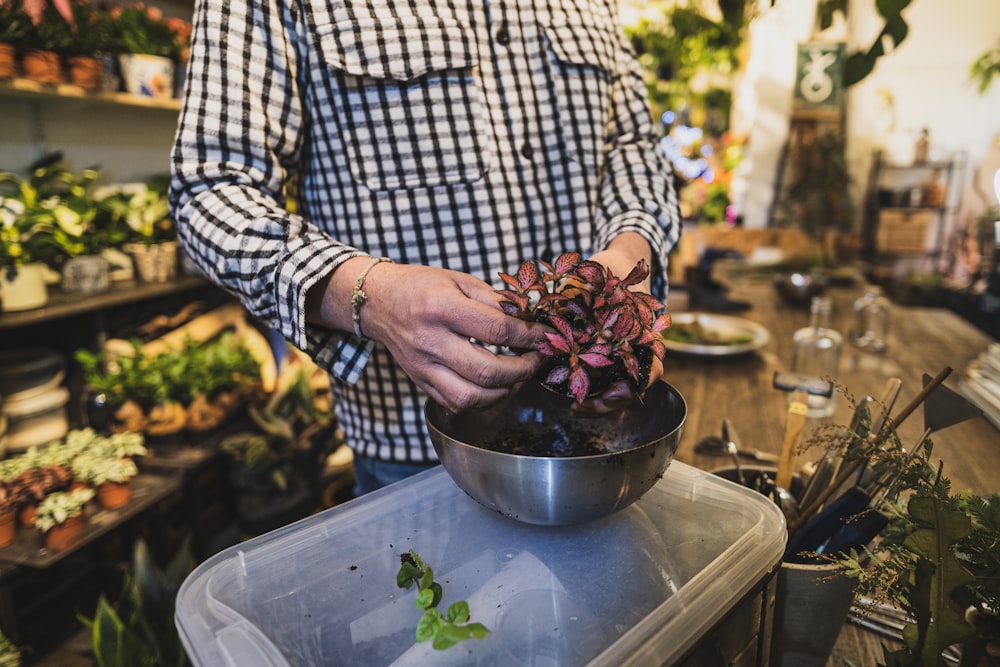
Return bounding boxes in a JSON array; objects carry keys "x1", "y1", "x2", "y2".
[{"x1": 351, "y1": 257, "x2": 392, "y2": 338}]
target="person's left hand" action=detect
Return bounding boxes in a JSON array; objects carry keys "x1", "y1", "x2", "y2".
[{"x1": 580, "y1": 232, "x2": 665, "y2": 413}]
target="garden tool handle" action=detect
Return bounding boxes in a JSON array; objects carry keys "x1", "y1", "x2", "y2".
[{"x1": 776, "y1": 390, "x2": 808, "y2": 491}]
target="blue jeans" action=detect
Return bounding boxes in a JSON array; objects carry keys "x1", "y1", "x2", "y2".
[{"x1": 352, "y1": 455, "x2": 438, "y2": 497}]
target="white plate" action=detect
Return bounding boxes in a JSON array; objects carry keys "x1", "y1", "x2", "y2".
[{"x1": 661, "y1": 312, "x2": 771, "y2": 358}]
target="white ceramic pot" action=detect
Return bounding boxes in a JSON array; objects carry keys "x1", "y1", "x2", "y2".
[
  {"x1": 118, "y1": 53, "x2": 175, "y2": 98},
  {"x1": 0, "y1": 263, "x2": 49, "y2": 312},
  {"x1": 61, "y1": 255, "x2": 111, "y2": 294}
]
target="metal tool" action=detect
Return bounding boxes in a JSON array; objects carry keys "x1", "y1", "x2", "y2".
[
  {"x1": 694, "y1": 435, "x2": 780, "y2": 463},
  {"x1": 786, "y1": 369, "x2": 983, "y2": 560},
  {"x1": 721, "y1": 419, "x2": 746, "y2": 485},
  {"x1": 856, "y1": 377, "x2": 903, "y2": 488},
  {"x1": 788, "y1": 367, "x2": 954, "y2": 536}
]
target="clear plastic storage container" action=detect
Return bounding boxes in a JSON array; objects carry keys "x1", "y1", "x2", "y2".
[{"x1": 176, "y1": 462, "x2": 785, "y2": 666}]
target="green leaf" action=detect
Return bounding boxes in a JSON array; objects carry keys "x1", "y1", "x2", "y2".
[
  {"x1": 415, "y1": 609, "x2": 442, "y2": 643},
  {"x1": 466, "y1": 622, "x2": 490, "y2": 640},
  {"x1": 903, "y1": 495, "x2": 977, "y2": 665},
  {"x1": 415, "y1": 588, "x2": 436, "y2": 611},
  {"x1": 432, "y1": 623, "x2": 467, "y2": 651},
  {"x1": 446, "y1": 601, "x2": 470, "y2": 624},
  {"x1": 396, "y1": 562, "x2": 420, "y2": 589}
]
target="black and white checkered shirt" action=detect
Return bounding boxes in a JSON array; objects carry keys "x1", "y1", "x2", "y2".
[{"x1": 170, "y1": 0, "x2": 680, "y2": 464}]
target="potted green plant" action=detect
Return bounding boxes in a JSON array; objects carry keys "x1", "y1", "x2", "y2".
[
  {"x1": 0, "y1": 470, "x2": 28, "y2": 548},
  {"x1": 0, "y1": 0, "x2": 31, "y2": 79},
  {"x1": 0, "y1": 157, "x2": 115, "y2": 307},
  {"x1": 71, "y1": 451, "x2": 139, "y2": 509},
  {"x1": 8, "y1": 459, "x2": 73, "y2": 527},
  {"x1": 110, "y1": 3, "x2": 188, "y2": 98},
  {"x1": 99, "y1": 175, "x2": 178, "y2": 282},
  {"x1": 495, "y1": 252, "x2": 670, "y2": 404},
  {"x1": 33, "y1": 486, "x2": 94, "y2": 551},
  {"x1": 63, "y1": 0, "x2": 113, "y2": 89},
  {"x1": 76, "y1": 334, "x2": 262, "y2": 438},
  {"x1": 799, "y1": 394, "x2": 1000, "y2": 667},
  {"x1": 220, "y1": 355, "x2": 341, "y2": 535},
  {"x1": 81, "y1": 537, "x2": 194, "y2": 667}
]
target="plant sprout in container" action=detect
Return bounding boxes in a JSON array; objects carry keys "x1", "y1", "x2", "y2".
[
  {"x1": 33, "y1": 487, "x2": 94, "y2": 533},
  {"x1": 496, "y1": 252, "x2": 670, "y2": 403}
]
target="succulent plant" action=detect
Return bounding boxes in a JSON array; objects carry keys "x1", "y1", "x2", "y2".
[{"x1": 496, "y1": 252, "x2": 671, "y2": 403}]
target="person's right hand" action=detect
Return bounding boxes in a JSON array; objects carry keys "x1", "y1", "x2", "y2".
[{"x1": 340, "y1": 261, "x2": 549, "y2": 412}]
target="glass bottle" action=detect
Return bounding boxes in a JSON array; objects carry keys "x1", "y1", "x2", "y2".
[
  {"x1": 790, "y1": 296, "x2": 842, "y2": 418},
  {"x1": 851, "y1": 286, "x2": 891, "y2": 353}
]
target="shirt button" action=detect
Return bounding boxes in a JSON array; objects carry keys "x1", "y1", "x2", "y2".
[
  {"x1": 520, "y1": 143, "x2": 534, "y2": 160},
  {"x1": 496, "y1": 22, "x2": 510, "y2": 46}
]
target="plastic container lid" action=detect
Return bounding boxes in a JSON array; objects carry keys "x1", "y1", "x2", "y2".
[{"x1": 176, "y1": 462, "x2": 785, "y2": 667}]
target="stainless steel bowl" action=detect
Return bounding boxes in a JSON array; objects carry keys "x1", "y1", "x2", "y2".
[{"x1": 425, "y1": 380, "x2": 687, "y2": 526}]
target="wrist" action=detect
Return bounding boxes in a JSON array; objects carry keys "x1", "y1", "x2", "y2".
[
  {"x1": 351, "y1": 257, "x2": 393, "y2": 338},
  {"x1": 304, "y1": 255, "x2": 392, "y2": 336}
]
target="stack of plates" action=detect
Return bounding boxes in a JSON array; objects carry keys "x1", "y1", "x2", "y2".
[
  {"x1": 960, "y1": 343, "x2": 1000, "y2": 430},
  {"x1": 0, "y1": 349, "x2": 69, "y2": 454}
]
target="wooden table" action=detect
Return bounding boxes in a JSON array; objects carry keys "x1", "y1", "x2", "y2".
[{"x1": 663, "y1": 270, "x2": 999, "y2": 665}]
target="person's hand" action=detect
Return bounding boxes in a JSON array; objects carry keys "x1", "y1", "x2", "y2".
[
  {"x1": 581, "y1": 232, "x2": 665, "y2": 413},
  {"x1": 355, "y1": 263, "x2": 549, "y2": 412}
]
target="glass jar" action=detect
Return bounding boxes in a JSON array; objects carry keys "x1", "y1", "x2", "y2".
[
  {"x1": 851, "y1": 286, "x2": 891, "y2": 354},
  {"x1": 790, "y1": 296, "x2": 842, "y2": 418}
]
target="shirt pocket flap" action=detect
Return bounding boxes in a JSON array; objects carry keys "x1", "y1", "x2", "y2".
[
  {"x1": 317, "y1": 16, "x2": 477, "y2": 82},
  {"x1": 541, "y1": 20, "x2": 616, "y2": 72}
]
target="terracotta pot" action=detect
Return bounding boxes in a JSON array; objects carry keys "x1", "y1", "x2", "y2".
[
  {"x1": 43, "y1": 513, "x2": 85, "y2": 551},
  {"x1": 0, "y1": 510, "x2": 16, "y2": 548},
  {"x1": 66, "y1": 56, "x2": 102, "y2": 90},
  {"x1": 18, "y1": 503, "x2": 36, "y2": 528},
  {"x1": 97, "y1": 480, "x2": 131, "y2": 510},
  {"x1": 0, "y1": 43, "x2": 16, "y2": 80},
  {"x1": 20, "y1": 49, "x2": 64, "y2": 85},
  {"x1": 1, "y1": 263, "x2": 49, "y2": 312}
]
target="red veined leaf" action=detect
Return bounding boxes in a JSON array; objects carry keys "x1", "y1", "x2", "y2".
[
  {"x1": 552, "y1": 252, "x2": 581, "y2": 276},
  {"x1": 650, "y1": 339, "x2": 666, "y2": 360},
  {"x1": 635, "y1": 292, "x2": 665, "y2": 312},
  {"x1": 573, "y1": 261, "x2": 606, "y2": 290},
  {"x1": 579, "y1": 352, "x2": 614, "y2": 368},
  {"x1": 546, "y1": 366, "x2": 571, "y2": 385},
  {"x1": 498, "y1": 301, "x2": 523, "y2": 318},
  {"x1": 621, "y1": 259, "x2": 649, "y2": 287},
  {"x1": 569, "y1": 366, "x2": 591, "y2": 403},
  {"x1": 535, "y1": 338, "x2": 560, "y2": 356},
  {"x1": 498, "y1": 272, "x2": 522, "y2": 291},
  {"x1": 621, "y1": 353, "x2": 640, "y2": 381},
  {"x1": 651, "y1": 313, "x2": 671, "y2": 333},
  {"x1": 515, "y1": 261, "x2": 542, "y2": 290},
  {"x1": 549, "y1": 315, "x2": 575, "y2": 341},
  {"x1": 542, "y1": 331, "x2": 573, "y2": 354}
]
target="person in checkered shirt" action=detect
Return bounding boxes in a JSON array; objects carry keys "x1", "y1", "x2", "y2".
[{"x1": 169, "y1": 0, "x2": 680, "y2": 494}]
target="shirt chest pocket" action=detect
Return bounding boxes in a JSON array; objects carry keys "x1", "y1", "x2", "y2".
[
  {"x1": 539, "y1": 17, "x2": 616, "y2": 174},
  {"x1": 316, "y1": 16, "x2": 492, "y2": 192}
]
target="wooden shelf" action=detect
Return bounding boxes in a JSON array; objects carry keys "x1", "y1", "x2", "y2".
[
  {"x1": 0, "y1": 77, "x2": 181, "y2": 112},
  {"x1": 0, "y1": 473, "x2": 183, "y2": 569},
  {"x1": 0, "y1": 274, "x2": 210, "y2": 331}
]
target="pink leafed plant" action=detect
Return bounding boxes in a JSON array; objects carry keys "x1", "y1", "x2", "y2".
[{"x1": 496, "y1": 252, "x2": 671, "y2": 403}]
